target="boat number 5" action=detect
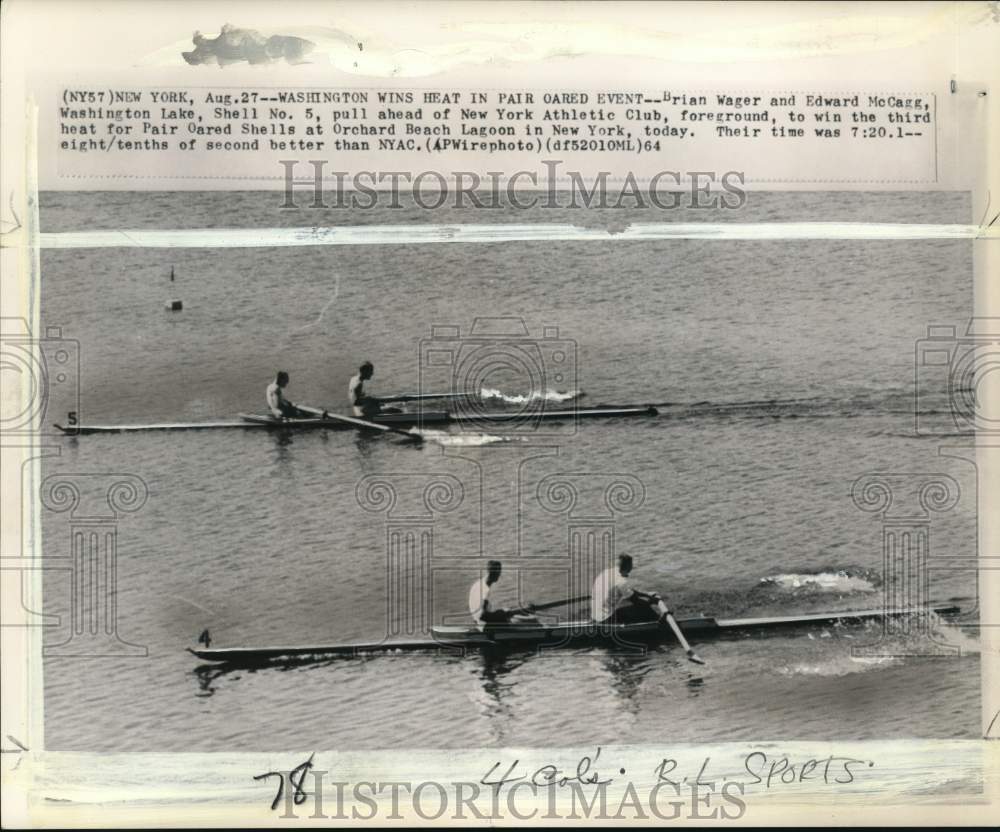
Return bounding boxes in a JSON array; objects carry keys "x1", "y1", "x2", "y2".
[{"x1": 67, "y1": 411, "x2": 78, "y2": 426}]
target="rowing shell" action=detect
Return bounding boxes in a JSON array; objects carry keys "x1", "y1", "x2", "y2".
[
  {"x1": 188, "y1": 604, "x2": 960, "y2": 666},
  {"x1": 56, "y1": 405, "x2": 658, "y2": 435}
]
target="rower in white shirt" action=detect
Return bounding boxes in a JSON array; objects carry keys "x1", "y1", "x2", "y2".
[
  {"x1": 468, "y1": 560, "x2": 536, "y2": 631},
  {"x1": 591, "y1": 554, "x2": 662, "y2": 624},
  {"x1": 265, "y1": 371, "x2": 311, "y2": 419}
]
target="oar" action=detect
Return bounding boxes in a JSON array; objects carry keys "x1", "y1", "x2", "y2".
[
  {"x1": 297, "y1": 405, "x2": 423, "y2": 443},
  {"x1": 656, "y1": 600, "x2": 705, "y2": 665},
  {"x1": 511, "y1": 594, "x2": 590, "y2": 615},
  {"x1": 377, "y1": 392, "x2": 474, "y2": 403},
  {"x1": 529, "y1": 594, "x2": 590, "y2": 612}
]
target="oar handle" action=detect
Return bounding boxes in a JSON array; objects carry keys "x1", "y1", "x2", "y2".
[{"x1": 656, "y1": 600, "x2": 706, "y2": 665}]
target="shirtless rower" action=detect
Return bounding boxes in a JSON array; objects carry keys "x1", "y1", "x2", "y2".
[
  {"x1": 468, "y1": 560, "x2": 536, "y2": 631},
  {"x1": 348, "y1": 361, "x2": 379, "y2": 418},
  {"x1": 591, "y1": 554, "x2": 663, "y2": 624},
  {"x1": 265, "y1": 371, "x2": 312, "y2": 419}
]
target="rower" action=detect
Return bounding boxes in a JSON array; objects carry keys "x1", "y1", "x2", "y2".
[
  {"x1": 266, "y1": 371, "x2": 311, "y2": 419},
  {"x1": 591, "y1": 554, "x2": 662, "y2": 624},
  {"x1": 348, "y1": 361, "x2": 379, "y2": 418},
  {"x1": 468, "y1": 560, "x2": 536, "y2": 631}
]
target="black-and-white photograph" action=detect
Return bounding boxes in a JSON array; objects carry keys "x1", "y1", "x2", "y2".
[
  {"x1": 2, "y1": 1, "x2": 997, "y2": 826},
  {"x1": 36, "y1": 189, "x2": 981, "y2": 753}
]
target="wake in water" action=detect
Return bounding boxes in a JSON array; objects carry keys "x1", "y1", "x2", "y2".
[
  {"x1": 644, "y1": 390, "x2": 974, "y2": 434},
  {"x1": 417, "y1": 429, "x2": 518, "y2": 447},
  {"x1": 758, "y1": 569, "x2": 880, "y2": 595},
  {"x1": 667, "y1": 568, "x2": 886, "y2": 624},
  {"x1": 478, "y1": 387, "x2": 583, "y2": 405},
  {"x1": 774, "y1": 609, "x2": 978, "y2": 677}
]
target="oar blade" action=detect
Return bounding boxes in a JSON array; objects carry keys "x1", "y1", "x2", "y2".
[
  {"x1": 299, "y1": 404, "x2": 424, "y2": 442},
  {"x1": 656, "y1": 600, "x2": 707, "y2": 665}
]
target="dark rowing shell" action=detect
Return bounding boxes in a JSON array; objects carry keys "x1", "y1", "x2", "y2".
[
  {"x1": 57, "y1": 405, "x2": 659, "y2": 435},
  {"x1": 188, "y1": 605, "x2": 960, "y2": 666}
]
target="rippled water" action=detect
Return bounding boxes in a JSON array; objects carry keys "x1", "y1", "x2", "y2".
[{"x1": 39, "y1": 191, "x2": 980, "y2": 750}]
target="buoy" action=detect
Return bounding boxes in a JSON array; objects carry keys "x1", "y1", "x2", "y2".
[{"x1": 166, "y1": 300, "x2": 183, "y2": 311}]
